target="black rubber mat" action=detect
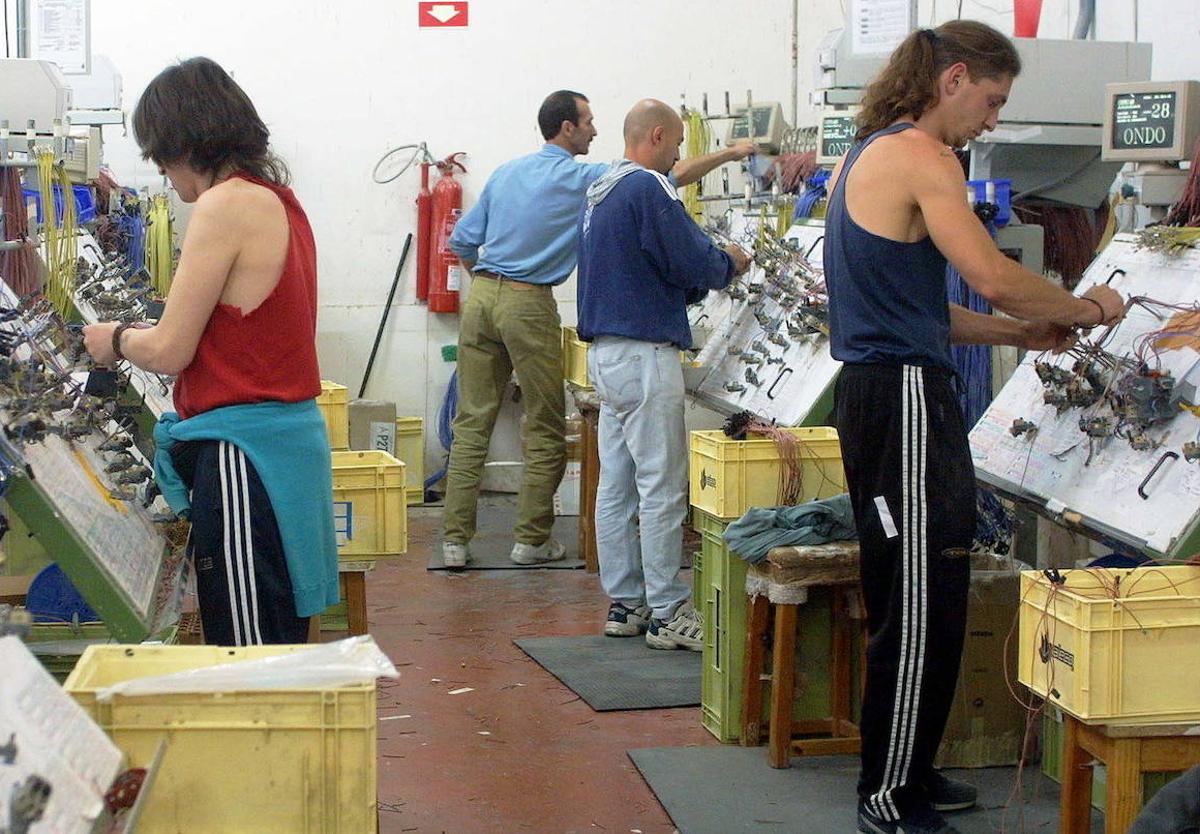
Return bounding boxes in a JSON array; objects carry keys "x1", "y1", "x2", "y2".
[
  {"x1": 628, "y1": 747, "x2": 1104, "y2": 834},
  {"x1": 428, "y1": 501, "x2": 584, "y2": 571},
  {"x1": 514, "y1": 636, "x2": 701, "y2": 711}
]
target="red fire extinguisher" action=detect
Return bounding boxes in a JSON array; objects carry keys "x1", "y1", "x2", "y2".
[
  {"x1": 415, "y1": 160, "x2": 433, "y2": 302},
  {"x1": 428, "y1": 152, "x2": 467, "y2": 314}
]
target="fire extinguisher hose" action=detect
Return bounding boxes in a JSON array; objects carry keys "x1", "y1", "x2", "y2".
[{"x1": 372, "y1": 141, "x2": 436, "y2": 184}]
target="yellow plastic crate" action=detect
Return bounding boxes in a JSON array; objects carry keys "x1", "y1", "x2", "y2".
[
  {"x1": 689, "y1": 427, "x2": 845, "y2": 519},
  {"x1": 562, "y1": 325, "x2": 591, "y2": 389},
  {"x1": 395, "y1": 416, "x2": 425, "y2": 506},
  {"x1": 316, "y1": 379, "x2": 349, "y2": 450},
  {"x1": 1018, "y1": 566, "x2": 1200, "y2": 724},
  {"x1": 332, "y1": 450, "x2": 407, "y2": 558},
  {"x1": 65, "y1": 644, "x2": 376, "y2": 834}
]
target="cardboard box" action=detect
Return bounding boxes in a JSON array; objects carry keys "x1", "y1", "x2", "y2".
[
  {"x1": 935, "y1": 552, "x2": 1029, "y2": 768},
  {"x1": 348, "y1": 400, "x2": 397, "y2": 455}
]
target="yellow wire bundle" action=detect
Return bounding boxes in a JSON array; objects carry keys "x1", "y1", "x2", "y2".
[
  {"x1": 38, "y1": 151, "x2": 77, "y2": 316},
  {"x1": 145, "y1": 193, "x2": 175, "y2": 294},
  {"x1": 682, "y1": 108, "x2": 710, "y2": 224},
  {"x1": 775, "y1": 196, "x2": 794, "y2": 238}
]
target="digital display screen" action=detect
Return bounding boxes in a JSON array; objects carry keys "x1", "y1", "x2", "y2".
[
  {"x1": 820, "y1": 115, "x2": 857, "y2": 160},
  {"x1": 730, "y1": 106, "x2": 774, "y2": 140},
  {"x1": 1111, "y1": 91, "x2": 1177, "y2": 151}
]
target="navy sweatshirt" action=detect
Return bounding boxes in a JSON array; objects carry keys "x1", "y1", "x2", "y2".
[{"x1": 576, "y1": 167, "x2": 734, "y2": 349}]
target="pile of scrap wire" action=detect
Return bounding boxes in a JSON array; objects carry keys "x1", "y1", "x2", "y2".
[
  {"x1": 723, "y1": 410, "x2": 805, "y2": 506},
  {"x1": 1164, "y1": 136, "x2": 1200, "y2": 228}
]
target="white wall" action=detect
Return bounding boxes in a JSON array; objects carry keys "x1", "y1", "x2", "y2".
[
  {"x1": 81, "y1": 0, "x2": 811, "y2": 472},
  {"x1": 11, "y1": 0, "x2": 1198, "y2": 470}
]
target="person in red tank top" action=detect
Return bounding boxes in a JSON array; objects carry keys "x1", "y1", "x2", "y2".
[{"x1": 83, "y1": 57, "x2": 336, "y2": 645}]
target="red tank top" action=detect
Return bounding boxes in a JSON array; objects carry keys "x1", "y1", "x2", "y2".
[{"x1": 173, "y1": 173, "x2": 321, "y2": 419}]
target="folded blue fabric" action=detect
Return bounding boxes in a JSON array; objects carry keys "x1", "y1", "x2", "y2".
[
  {"x1": 153, "y1": 400, "x2": 339, "y2": 618},
  {"x1": 721, "y1": 493, "x2": 857, "y2": 564}
]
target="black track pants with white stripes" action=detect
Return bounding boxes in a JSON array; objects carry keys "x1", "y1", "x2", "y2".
[
  {"x1": 178, "y1": 440, "x2": 310, "y2": 646},
  {"x1": 835, "y1": 364, "x2": 975, "y2": 821}
]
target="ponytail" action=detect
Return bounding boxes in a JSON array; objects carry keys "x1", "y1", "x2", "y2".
[{"x1": 855, "y1": 20, "x2": 1022, "y2": 142}]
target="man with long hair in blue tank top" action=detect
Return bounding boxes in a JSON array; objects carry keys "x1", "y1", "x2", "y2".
[{"x1": 823, "y1": 21, "x2": 1125, "y2": 834}]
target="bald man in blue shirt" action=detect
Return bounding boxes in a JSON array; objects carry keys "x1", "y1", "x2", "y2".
[{"x1": 443, "y1": 90, "x2": 754, "y2": 567}]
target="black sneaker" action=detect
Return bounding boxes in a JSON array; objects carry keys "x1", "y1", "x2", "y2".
[
  {"x1": 927, "y1": 772, "x2": 977, "y2": 813},
  {"x1": 604, "y1": 602, "x2": 651, "y2": 637},
  {"x1": 857, "y1": 802, "x2": 961, "y2": 834}
]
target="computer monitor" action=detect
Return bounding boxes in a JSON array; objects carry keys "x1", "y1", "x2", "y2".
[
  {"x1": 815, "y1": 109, "x2": 860, "y2": 166},
  {"x1": 1102, "y1": 80, "x2": 1200, "y2": 163},
  {"x1": 725, "y1": 101, "x2": 787, "y2": 154}
]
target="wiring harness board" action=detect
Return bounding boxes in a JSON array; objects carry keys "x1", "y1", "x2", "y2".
[
  {"x1": 0, "y1": 275, "x2": 184, "y2": 641},
  {"x1": 971, "y1": 233, "x2": 1200, "y2": 557},
  {"x1": 686, "y1": 214, "x2": 839, "y2": 426}
]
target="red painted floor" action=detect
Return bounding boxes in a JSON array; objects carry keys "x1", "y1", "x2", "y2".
[{"x1": 368, "y1": 506, "x2": 716, "y2": 834}]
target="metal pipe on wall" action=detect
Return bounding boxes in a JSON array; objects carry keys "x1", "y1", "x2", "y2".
[
  {"x1": 790, "y1": 0, "x2": 799, "y2": 127},
  {"x1": 14, "y1": 0, "x2": 27, "y2": 57},
  {"x1": 1072, "y1": 0, "x2": 1096, "y2": 39}
]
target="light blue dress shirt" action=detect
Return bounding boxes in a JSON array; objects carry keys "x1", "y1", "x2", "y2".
[{"x1": 448, "y1": 144, "x2": 610, "y2": 285}]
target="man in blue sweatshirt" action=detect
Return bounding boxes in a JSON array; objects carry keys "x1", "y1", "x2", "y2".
[
  {"x1": 443, "y1": 91, "x2": 755, "y2": 569},
  {"x1": 577, "y1": 99, "x2": 751, "y2": 650}
]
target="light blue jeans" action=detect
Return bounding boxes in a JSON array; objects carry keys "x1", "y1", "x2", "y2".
[{"x1": 588, "y1": 336, "x2": 690, "y2": 620}]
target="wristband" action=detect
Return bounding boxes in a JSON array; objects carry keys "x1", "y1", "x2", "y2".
[
  {"x1": 111, "y1": 321, "x2": 140, "y2": 361},
  {"x1": 1082, "y1": 296, "x2": 1106, "y2": 328}
]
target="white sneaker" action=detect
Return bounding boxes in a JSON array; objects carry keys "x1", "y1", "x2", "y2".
[
  {"x1": 442, "y1": 542, "x2": 471, "y2": 568},
  {"x1": 510, "y1": 538, "x2": 566, "y2": 565},
  {"x1": 604, "y1": 602, "x2": 652, "y2": 637},
  {"x1": 646, "y1": 602, "x2": 704, "y2": 652}
]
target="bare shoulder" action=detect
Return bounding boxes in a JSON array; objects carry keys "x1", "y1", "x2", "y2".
[
  {"x1": 195, "y1": 177, "x2": 285, "y2": 230},
  {"x1": 902, "y1": 131, "x2": 965, "y2": 186}
]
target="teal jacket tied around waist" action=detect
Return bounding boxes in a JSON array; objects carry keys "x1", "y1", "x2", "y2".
[{"x1": 153, "y1": 400, "x2": 339, "y2": 618}]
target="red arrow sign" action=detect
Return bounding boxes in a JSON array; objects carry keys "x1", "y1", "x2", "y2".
[{"x1": 419, "y1": 2, "x2": 468, "y2": 27}]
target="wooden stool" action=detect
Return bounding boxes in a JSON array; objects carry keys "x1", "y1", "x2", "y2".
[
  {"x1": 340, "y1": 562, "x2": 371, "y2": 636},
  {"x1": 1061, "y1": 714, "x2": 1200, "y2": 833},
  {"x1": 738, "y1": 542, "x2": 866, "y2": 767},
  {"x1": 570, "y1": 388, "x2": 601, "y2": 574},
  {"x1": 313, "y1": 560, "x2": 374, "y2": 639}
]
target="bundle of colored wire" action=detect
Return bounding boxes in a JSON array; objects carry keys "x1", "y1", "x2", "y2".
[
  {"x1": 38, "y1": 151, "x2": 79, "y2": 316},
  {"x1": 145, "y1": 193, "x2": 174, "y2": 294},
  {"x1": 772, "y1": 151, "x2": 818, "y2": 193},
  {"x1": 946, "y1": 223, "x2": 1015, "y2": 547},
  {"x1": 1012, "y1": 203, "x2": 1099, "y2": 290},
  {"x1": 739, "y1": 415, "x2": 805, "y2": 506},
  {"x1": 423, "y1": 370, "x2": 459, "y2": 493},
  {"x1": 0, "y1": 168, "x2": 39, "y2": 296},
  {"x1": 775, "y1": 196, "x2": 794, "y2": 238},
  {"x1": 1164, "y1": 136, "x2": 1200, "y2": 227},
  {"x1": 794, "y1": 170, "x2": 830, "y2": 220},
  {"x1": 681, "y1": 109, "x2": 710, "y2": 224}
]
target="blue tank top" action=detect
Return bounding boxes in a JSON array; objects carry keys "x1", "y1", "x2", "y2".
[{"x1": 825, "y1": 123, "x2": 953, "y2": 371}]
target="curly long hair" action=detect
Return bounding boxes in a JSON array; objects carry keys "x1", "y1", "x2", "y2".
[
  {"x1": 855, "y1": 21, "x2": 1022, "y2": 142},
  {"x1": 133, "y1": 57, "x2": 290, "y2": 186}
]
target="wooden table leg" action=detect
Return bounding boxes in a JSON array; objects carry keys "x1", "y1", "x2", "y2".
[
  {"x1": 1105, "y1": 738, "x2": 1143, "y2": 834},
  {"x1": 831, "y1": 588, "x2": 852, "y2": 737},
  {"x1": 579, "y1": 407, "x2": 600, "y2": 574},
  {"x1": 768, "y1": 603, "x2": 798, "y2": 768},
  {"x1": 343, "y1": 571, "x2": 369, "y2": 636},
  {"x1": 1061, "y1": 715, "x2": 1095, "y2": 834},
  {"x1": 741, "y1": 595, "x2": 771, "y2": 746}
]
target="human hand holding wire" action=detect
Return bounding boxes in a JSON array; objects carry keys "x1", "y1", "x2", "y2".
[
  {"x1": 1021, "y1": 320, "x2": 1076, "y2": 354},
  {"x1": 1081, "y1": 285, "x2": 1126, "y2": 327},
  {"x1": 725, "y1": 244, "x2": 751, "y2": 276}
]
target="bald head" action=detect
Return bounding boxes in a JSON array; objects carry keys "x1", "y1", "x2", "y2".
[
  {"x1": 622, "y1": 99, "x2": 684, "y2": 173},
  {"x1": 623, "y1": 99, "x2": 681, "y2": 143}
]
